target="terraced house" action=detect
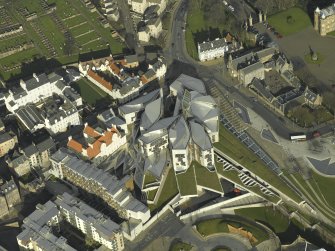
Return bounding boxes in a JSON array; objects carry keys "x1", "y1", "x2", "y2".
[{"x1": 50, "y1": 149, "x2": 150, "y2": 223}]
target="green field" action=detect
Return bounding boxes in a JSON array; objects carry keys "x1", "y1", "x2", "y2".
[
  {"x1": 235, "y1": 207, "x2": 290, "y2": 233},
  {"x1": 215, "y1": 160, "x2": 281, "y2": 204},
  {"x1": 196, "y1": 218, "x2": 269, "y2": 245},
  {"x1": 176, "y1": 164, "x2": 198, "y2": 196},
  {"x1": 0, "y1": 0, "x2": 125, "y2": 81},
  {"x1": 268, "y1": 7, "x2": 312, "y2": 36},
  {"x1": 149, "y1": 168, "x2": 179, "y2": 212},
  {"x1": 214, "y1": 124, "x2": 302, "y2": 204},
  {"x1": 185, "y1": 2, "x2": 225, "y2": 59},
  {"x1": 71, "y1": 78, "x2": 107, "y2": 105},
  {"x1": 193, "y1": 161, "x2": 223, "y2": 193},
  {"x1": 147, "y1": 189, "x2": 158, "y2": 201}
]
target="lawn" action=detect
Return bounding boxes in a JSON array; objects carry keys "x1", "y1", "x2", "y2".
[
  {"x1": 185, "y1": 2, "x2": 225, "y2": 59},
  {"x1": 328, "y1": 30, "x2": 335, "y2": 36},
  {"x1": 169, "y1": 241, "x2": 192, "y2": 251},
  {"x1": 304, "y1": 52, "x2": 325, "y2": 65},
  {"x1": 311, "y1": 170, "x2": 335, "y2": 210},
  {"x1": 143, "y1": 172, "x2": 158, "y2": 187},
  {"x1": 196, "y1": 218, "x2": 269, "y2": 245},
  {"x1": 215, "y1": 159, "x2": 281, "y2": 204},
  {"x1": 235, "y1": 207, "x2": 290, "y2": 233},
  {"x1": 268, "y1": 7, "x2": 312, "y2": 36},
  {"x1": 147, "y1": 189, "x2": 158, "y2": 201},
  {"x1": 193, "y1": 161, "x2": 223, "y2": 193},
  {"x1": 176, "y1": 164, "x2": 198, "y2": 196},
  {"x1": 214, "y1": 124, "x2": 302, "y2": 204},
  {"x1": 1, "y1": 0, "x2": 125, "y2": 81},
  {"x1": 149, "y1": 168, "x2": 179, "y2": 212},
  {"x1": 71, "y1": 78, "x2": 107, "y2": 105}
]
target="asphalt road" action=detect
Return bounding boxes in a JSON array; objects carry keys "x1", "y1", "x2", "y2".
[
  {"x1": 116, "y1": 0, "x2": 139, "y2": 51},
  {"x1": 163, "y1": 0, "x2": 335, "y2": 141},
  {"x1": 124, "y1": 211, "x2": 184, "y2": 251}
]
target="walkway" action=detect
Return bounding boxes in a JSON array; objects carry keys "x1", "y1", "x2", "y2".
[{"x1": 175, "y1": 224, "x2": 252, "y2": 251}]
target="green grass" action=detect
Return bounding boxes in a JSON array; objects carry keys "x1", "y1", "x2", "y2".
[
  {"x1": 328, "y1": 30, "x2": 335, "y2": 36},
  {"x1": 214, "y1": 124, "x2": 302, "y2": 203},
  {"x1": 311, "y1": 170, "x2": 335, "y2": 209},
  {"x1": 193, "y1": 161, "x2": 223, "y2": 193},
  {"x1": 176, "y1": 164, "x2": 198, "y2": 196},
  {"x1": 196, "y1": 218, "x2": 269, "y2": 245},
  {"x1": 304, "y1": 52, "x2": 325, "y2": 64},
  {"x1": 149, "y1": 168, "x2": 179, "y2": 212},
  {"x1": 147, "y1": 189, "x2": 158, "y2": 201},
  {"x1": 143, "y1": 173, "x2": 157, "y2": 187},
  {"x1": 268, "y1": 7, "x2": 311, "y2": 36},
  {"x1": 1, "y1": 0, "x2": 125, "y2": 81},
  {"x1": 64, "y1": 15, "x2": 87, "y2": 28},
  {"x1": 235, "y1": 207, "x2": 290, "y2": 233},
  {"x1": 185, "y1": 3, "x2": 225, "y2": 59},
  {"x1": 71, "y1": 78, "x2": 107, "y2": 105},
  {"x1": 38, "y1": 16, "x2": 66, "y2": 55},
  {"x1": 169, "y1": 241, "x2": 192, "y2": 251},
  {"x1": 0, "y1": 35, "x2": 31, "y2": 52},
  {"x1": 216, "y1": 160, "x2": 281, "y2": 204},
  {"x1": 0, "y1": 48, "x2": 40, "y2": 67}
]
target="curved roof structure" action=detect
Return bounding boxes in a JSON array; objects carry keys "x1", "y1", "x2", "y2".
[
  {"x1": 140, "y1": 97, "x2": 163, "y2": 131},
  {"x1": 169, "y1": 116, "x2": 190, "y2": 149},
  {"x1": 189, "y1": 121, "x2": 212, "y2": 151}
]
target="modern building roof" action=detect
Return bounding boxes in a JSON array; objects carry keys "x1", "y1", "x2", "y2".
[
  {"x1": 140, "y1": 97, "x2": 163, "y2": 131},
  {"x1": 169, "y1": 116, "x2": 190, "y2": 149},
  {"x1": 170, "y1": 74, "x2": 206, "y2": 95},
  {"x1": 189, "y1": 121, "x2": 212, "y2": 151},
  {"x1": 118, "y1": 89, "x2": 160, "y2": 115},
  {"x1": 144, "y1": 149, "x2": 170, "y2": 179},
  {"x1": 198, "y1": 38, "x2": 227, "y2": 53}
]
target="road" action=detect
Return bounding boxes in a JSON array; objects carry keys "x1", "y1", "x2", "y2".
[
  {"x1": 124, "y1": 212, "x2": 184, "y2": 251},
  {"x1": 116, "y1": 0, "x2": 139, "y2": 52},
  {"x1": 163, "y1": 0, "x2": 335, "y2": 140}
]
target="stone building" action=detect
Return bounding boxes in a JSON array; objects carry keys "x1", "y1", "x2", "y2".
[{"x1": 314, "y1": 4, "x2": 335, "y2": 36}]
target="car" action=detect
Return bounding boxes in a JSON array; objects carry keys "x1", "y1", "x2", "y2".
[
  {"x1": 223, "y1": 0, "x2": 228, "y2": 5},
  {"x1": 228, "y1": 5, "x2": 234, "y2": 11}
]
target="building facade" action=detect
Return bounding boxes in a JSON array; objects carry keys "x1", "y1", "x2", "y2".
[
  {"x1": 50, "y1": 149, "x2": 150, "y2": 223},
  {"x1": 314, "y1": 4, "x2": 335, "y2": 36},
  {"x1": 198, "y1": 38, "x2": 228, "y2": 62}
]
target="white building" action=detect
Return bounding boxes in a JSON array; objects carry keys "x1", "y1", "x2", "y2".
[
  {"x1": 1, "y1": 73, "x2": 82, "y2": 134},
  {"x1": 17, "y1": 193, "x2": 125, "y2": 251},
  {"x1": 130, "y1": 0, "x2": 166, "y2": 15},
  {"x1": 67, "y1": 123, "x2": 126, "y2": 165},
  {"x1": 198, "y1": 38, "x2": 229, "y2": 62},
  {"x1": 138, "y1": 17, "x2": 162, "y2": 42},
  {"x1": 50, "y1": 149, "x2": 150, "y2": 223},
  {"x1": 55, "y1": 193, "x2": 124, "y2": 251}
]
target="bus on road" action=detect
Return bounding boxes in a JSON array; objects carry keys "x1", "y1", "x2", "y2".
[{"x1": 290, "y1": 133, "x2": 307, "y2": 142}]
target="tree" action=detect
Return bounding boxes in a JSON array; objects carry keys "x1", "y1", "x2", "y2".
[{"x1": 63, "y1": 33, "x2": 76, "y2": 56}]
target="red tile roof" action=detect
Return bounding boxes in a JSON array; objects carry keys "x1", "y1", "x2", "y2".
[
  {"x1": 69, "y1": 125, "x2": 119, "y2": 159},
  {"x1": 108, "y1": 61, "x2": 121, "y2": 76},
  {"x1": 67, "y1": 139, "x2": 83, "y2": 153},
  {"x1": 84, "y1": 125, "x2": 100, "y2": 138},
  {"x1": 87, "y1": 69, "x2": 113, "y2": 91},
  {"x1": 140, "y1": 75, "x2": 149, "y2": 84}
]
